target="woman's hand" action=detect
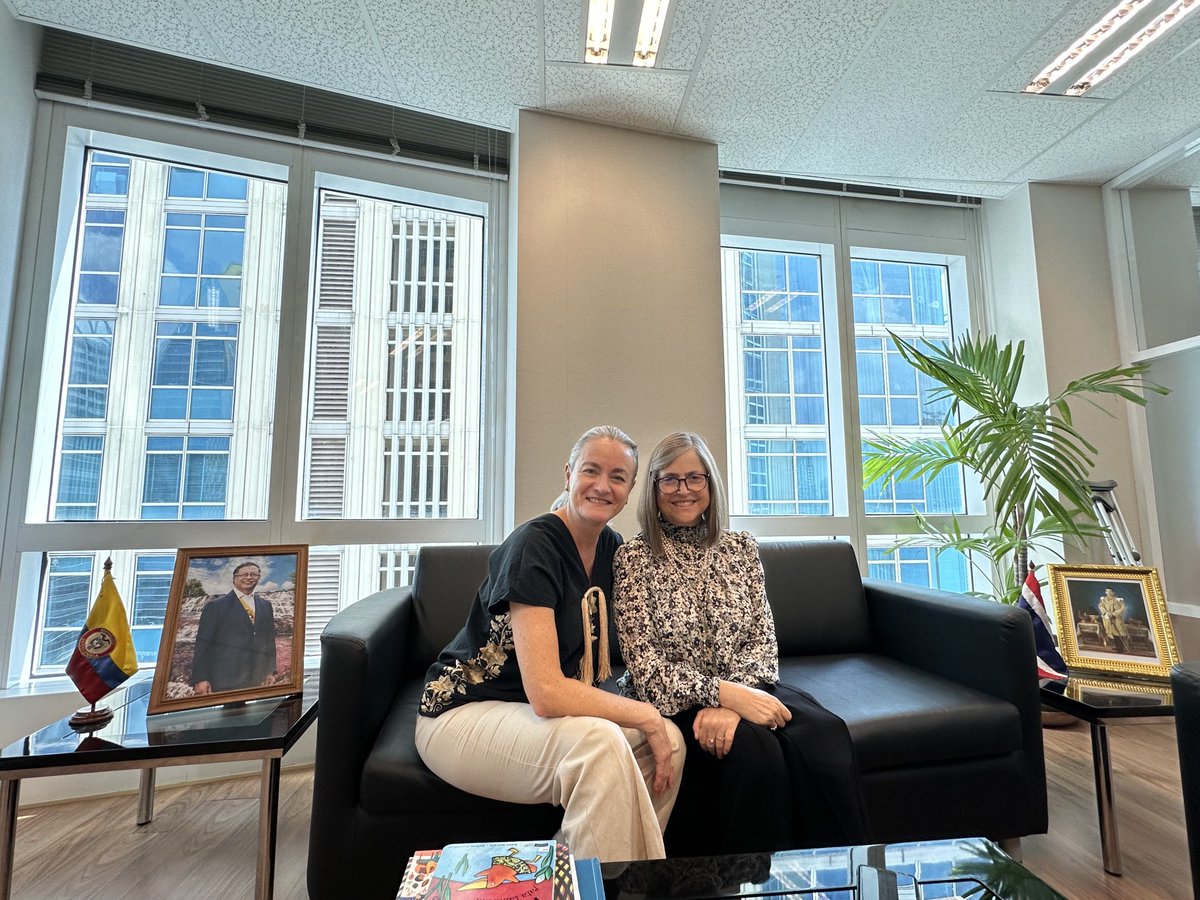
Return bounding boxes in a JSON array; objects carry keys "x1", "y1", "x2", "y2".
[
  {"x1": 638, "y1": 703, "x2": 678, "y2": 795},
  {"x1": 718, "y1": 681, "x2": 791, "y2": 729},
  {"x1": 694, "y1": 706, "x2": 741, "y2": 759}
]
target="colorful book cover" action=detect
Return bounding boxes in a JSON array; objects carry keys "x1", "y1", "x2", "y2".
[
  {"x1": 399, "y1": 849, "x2": 442, "y2": 900},
  {"x1": 423, "y1": 841, "x2": 558, "y2": 900}
]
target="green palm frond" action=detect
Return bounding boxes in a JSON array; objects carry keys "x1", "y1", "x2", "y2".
[{"x1": 864, "y1": 330, "x2": 1167, "y2": 600}]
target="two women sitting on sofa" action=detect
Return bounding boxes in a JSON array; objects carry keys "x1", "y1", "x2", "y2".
[{"x1": 415, "y1": 425, "x2": 864, "y2": 860}]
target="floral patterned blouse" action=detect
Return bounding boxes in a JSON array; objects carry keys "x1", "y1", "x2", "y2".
[{"x1": 612, "y1": 522, "x2": 779, "y2": 716}]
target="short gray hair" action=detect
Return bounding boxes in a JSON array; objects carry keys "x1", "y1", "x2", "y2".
[
  {"x1": 551, "y1": 425, "x2": 639, "y2": 511},
  {"x1": 638, "y1": 431, "x2": 728, "y2": 556}
]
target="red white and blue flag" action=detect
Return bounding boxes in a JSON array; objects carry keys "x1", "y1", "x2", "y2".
[{"x1": 1019, "y1": 564, "x2": 1068, "y2": 678}]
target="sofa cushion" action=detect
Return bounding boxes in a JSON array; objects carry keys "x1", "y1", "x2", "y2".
[
  {"x1": 778, "y1": 654, "x2": 1023, "y2": 772},
  {"x1": 361, "y1": 681, "x2": 564, "y2": 818},
  {"x1": 761, "y1": 541, "x2": 871, "y2": 656}
]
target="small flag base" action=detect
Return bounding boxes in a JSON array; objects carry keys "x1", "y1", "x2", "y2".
[{"x1": 68, "y1": 703, "x2": 113, "y2": 731}]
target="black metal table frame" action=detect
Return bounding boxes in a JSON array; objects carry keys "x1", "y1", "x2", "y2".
[
  {"x1": 0, "y1": 686, "x2": 316, "y2": 900},
  {"x1": 1040, "y1": 680, "x2": 1174, "y2": 876}
]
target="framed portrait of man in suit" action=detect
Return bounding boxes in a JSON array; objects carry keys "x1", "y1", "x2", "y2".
[{"x1": 149, "y1": 544, "x2": 308, "y2": 714}]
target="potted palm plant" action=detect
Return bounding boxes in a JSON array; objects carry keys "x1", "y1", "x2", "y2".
[{"x1": 862, "y1": 332, "x2": 1167, "y2": 604}]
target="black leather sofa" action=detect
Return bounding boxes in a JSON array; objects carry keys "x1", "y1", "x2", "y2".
[
  {"x1": 308, "y1": 540, "x2": 1047, "y2": 900},
  {"x1": 1171, "y1": 661, "x2": 1200, "y2": 898}
]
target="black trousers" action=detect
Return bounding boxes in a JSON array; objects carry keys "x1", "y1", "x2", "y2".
[{"x1": 664, "y1": 685, "x2": 871, "y2": 856}]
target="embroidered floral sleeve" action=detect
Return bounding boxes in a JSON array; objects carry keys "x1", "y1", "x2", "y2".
[
  {"x1": 723, "y1": 532, "x2": 780, "y2": 687},
  {"x1": 613, "y1": 540, "x2": 721, "y2": 715}
]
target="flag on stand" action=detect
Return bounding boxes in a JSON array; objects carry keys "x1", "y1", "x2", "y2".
[
  {"x1": 1019, "y1": 564, "x2": 1068, "y2": 678},
  {"x1": 66, "y1": 560, "x2": 139, "y2": 705}
]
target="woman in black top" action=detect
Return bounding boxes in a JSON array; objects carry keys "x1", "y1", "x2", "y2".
[{"x1": 415, "y1": 426, "x2": 684, "y2": 861}]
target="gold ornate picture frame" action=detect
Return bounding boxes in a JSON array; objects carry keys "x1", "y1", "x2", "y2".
[
  {"x1": 149, "y1": 544, "x2": 308, "y2": 714},
  {"x1": 1047, "y1": 564, "x2": 1179, "y2": 680}
]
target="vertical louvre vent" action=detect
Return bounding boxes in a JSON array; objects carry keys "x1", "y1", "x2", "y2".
[
  {"x1": 307, "y1": 438, "x2": 346, "y2": 517},
  {"x1": 312, "y1": 326, "x2": 351, "y2": 420},
  {"x1": 317, "y1": 214, "x2": 357, "y2": 312},
  {"x1": 36, "y1": 28, "x2": 510, "y2": 174},
  {"x1": 305, "y1": 552, "x2": 343, "y2": 655}
]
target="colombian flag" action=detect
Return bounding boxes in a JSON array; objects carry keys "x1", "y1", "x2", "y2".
[{"x1": 65, "y1": 564, "x2": 139, "y2": 704}]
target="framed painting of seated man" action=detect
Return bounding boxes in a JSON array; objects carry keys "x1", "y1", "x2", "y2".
[
  {"x1": 149, "y1": 545, "x2": 308, "y2": 714},
  {"x1": 1048, "y1": 563, "x2": 1179, "y2": 680}
]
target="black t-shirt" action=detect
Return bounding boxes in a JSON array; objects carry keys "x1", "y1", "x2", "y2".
[{"x1": 419, "y1": 513, "x2": 622, "y2": 717}]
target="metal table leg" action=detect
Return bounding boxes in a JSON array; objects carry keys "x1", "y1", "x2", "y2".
[
  {"x1": 0, "y1": 779, "x2": 20, "y2": 900},
  {"x1": 256, "y1": 758, "x2": 281, "y2": 900},
  {"x1": 137, "y1": 768, "x2": 156, "y2": 825},
  {"x1": 1090, "y1": 722, "x2": 1122, "y2": 875}
]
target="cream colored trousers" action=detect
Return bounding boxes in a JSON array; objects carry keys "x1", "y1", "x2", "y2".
[{"x1": 414, "y1": 700, "x2": 684, "y2": 861}]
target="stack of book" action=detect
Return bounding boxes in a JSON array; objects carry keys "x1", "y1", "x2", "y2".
[{"x1": 398, "y1": 840, "x2": 604, "y2": 900}]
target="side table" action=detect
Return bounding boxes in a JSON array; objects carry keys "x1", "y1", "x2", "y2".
[
  {"x1": 0, "y1": 675, "x2": 317, "y2": 900},
  {"x1": 1039, "y1": 672, "x2": 1173, "y2": 875}
]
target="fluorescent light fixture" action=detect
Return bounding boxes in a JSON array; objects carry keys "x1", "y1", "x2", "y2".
[
  {"x1": 632, "y1": 0, "x2": 672, "y2": 67},
  {"x1": 584, "y1": 0, "x2": 673, "y2": 67},
  {"x1": 1024, "y1": 1, "x2": 1148, "y2": 93},
  {"x1": 1024, "y1": 0, "x2": 1200, "y2": 95},
  {"x1": 1066, "y1": 0, "x2": 1200, "y2": 94},
  {"x1": 585, "y1": 0, "x2": 616, "y2": 64}
]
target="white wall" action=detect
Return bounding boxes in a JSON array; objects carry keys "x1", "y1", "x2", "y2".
[
  {"x1": 513, "y1": 111, "x2": 725, "y2": 536},
  {"x1": 1126, "y1": 187, "x2": 1200, "y2": 349}
]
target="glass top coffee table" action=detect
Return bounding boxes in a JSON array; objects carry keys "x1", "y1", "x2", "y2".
[
  {"x1": 0, "y1": 674, "x2": 317, "y2": 900},
  {"x1": 1039, "y1": 672, "x2": 1173, "y2": 875},
  {"x1": 601, "y1": 837, "x2": 1063, "y2": 899}
]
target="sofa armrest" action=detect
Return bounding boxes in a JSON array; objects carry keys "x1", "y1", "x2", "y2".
[
  {"x1": 312, "y1": 586, "x2": 413, "y2": 809},
  {"x1": 864, "y1": 579, "x2": 1039, "y2": 716}
]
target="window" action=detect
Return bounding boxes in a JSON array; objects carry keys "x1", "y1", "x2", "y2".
[
  {"x1": 8, "y1": 116, "x2": 503, "y2": 682},
  {"x1": 721, "y1": 191, "x2": 985, "y2": 591}
]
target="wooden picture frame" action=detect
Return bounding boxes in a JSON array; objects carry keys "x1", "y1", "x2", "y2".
[
  {"x1": 148, "y1": 544, "x2": 308, "y2": 714},
  {"x1": 1047, "y1": 563, "x2": 1179, "y2": 681}
]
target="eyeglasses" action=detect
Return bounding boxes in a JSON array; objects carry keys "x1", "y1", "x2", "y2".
[{"x1": 656, "y1": 473, "x2": 710, "y2": 494}]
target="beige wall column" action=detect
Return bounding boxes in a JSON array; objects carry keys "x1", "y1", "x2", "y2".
[
  {"x1": 982, "y1": 183, "x2": 1141, "y2": 566},
  {"x1": 512, "y1": 111, "x2": 724, "y2": 535}
]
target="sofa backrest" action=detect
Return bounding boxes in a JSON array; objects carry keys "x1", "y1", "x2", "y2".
[
  {"x1": 759, "y1": 539, "x2": 872, "y2": 656},
  {"x1": 407, "y1": 544, "x2": 495, "y2": 676},
  {"x1": 406, "y1": 539, "x2": 873, "y2": 674}
]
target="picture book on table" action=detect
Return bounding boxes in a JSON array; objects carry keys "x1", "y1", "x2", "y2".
[{"x1": 413, "y1": 840, "x2": 559, "y2": 900}]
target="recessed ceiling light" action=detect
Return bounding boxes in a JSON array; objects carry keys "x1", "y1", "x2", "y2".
[
  {"x1": 1023, "y1": 0, "x2": 1199, "y2": 95},
  {"x1": 584, "y1": 0, "x2": 616, "y2": 64},
  {"x1": 583, "y1": 0, "x2": 674, "y2": 68}
]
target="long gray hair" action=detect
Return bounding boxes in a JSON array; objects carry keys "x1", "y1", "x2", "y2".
[
  {"x1": 638, "y1": 431, "x2": 728, "y2": 557},
  {"x1": 551, "y1": 425, "x2": 639, "y2": 511}
]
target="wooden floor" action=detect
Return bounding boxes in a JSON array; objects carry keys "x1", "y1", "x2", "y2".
[{"x1": 6, "y1": 720, "x2": 1192, "y2": 899}]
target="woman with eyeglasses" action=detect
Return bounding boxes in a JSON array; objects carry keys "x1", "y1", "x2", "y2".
[
  {"x1": 612, "y1": 431, "x2": 869, "y2": 855},
  {"x1": 415, "y1": 425, "x2": 685, "y2": 862}
]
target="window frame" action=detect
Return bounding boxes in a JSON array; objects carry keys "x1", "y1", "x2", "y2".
[
  {"x1": 719, "y1": 190, "x2": 992, "y2": 566},
  {"x1": 0, "y1": 104, "x2": 509, "y2": 685}
]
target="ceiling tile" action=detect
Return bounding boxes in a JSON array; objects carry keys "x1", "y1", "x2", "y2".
[
  {"x1": 903, "y1": 92, "x2": 1105, "y2": 183},
  {"x1": 677, "y1": 0, "x2": 895, "y2": 167},
  {"x1": 12, "y1": 0, "x2": 220, "y2": 59},
  {"x1": 544, "y1": 64, "x2": 689, "y2": 132},
  {"x1": 657, "y1": 0, "x2": 717, "y2": 71},
  {"x1": 1144, "y1": 149, "x2": 1200, "y2": 189},
  {"x1": 186, "y1": 0, "x2": 394, "y2": 104},
  {"x1": 781, "y1": 0, "x2": 1075, "y2": 182},
  {"x1": 1013, "y1": 44, "x2": 1200, "y2": 184},
  {"x1": 543, "y1": 0, "x2": 581, "y2": 64},
  {"x1": 368, "y1": 0, "x2": 543, "y2": 128}
]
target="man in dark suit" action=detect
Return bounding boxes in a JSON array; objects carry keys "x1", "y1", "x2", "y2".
[{"x1": 191, "y1": 561, "x2": 277, "y2": 694}]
